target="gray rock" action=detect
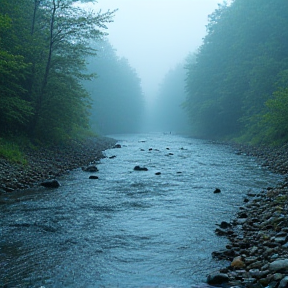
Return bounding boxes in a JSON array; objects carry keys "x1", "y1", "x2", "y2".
[
  {"x1": 89, "y1": 175, "x2": 99, "y2": 179},
  {"x1": 82, "y1": 165, "x2": 98, "y2": 172},
  {"x1": 40, "y1": 179, "x2": 60, "y2": 188},
  {"x1": 273, "y1": 273, "x2": 283, "y2": 281},
  {"x1": 279, "y1": 276, "x2": 288, "y2": 288},
  {"x1": 207, "y1": 273, "x2": 229, "y2": 285},
  {"x1": 269, "y1": 259, "x2": 288, "y2": 271},
  {"x1": 274, "y1": 237, "x2": 287, "y2": 244},
  {"x1": 219, "y1": 221, "x2": 232, "y2": 229},
  {"x1": 134, "y1": 166, "x2": 148, "y2": 171}
]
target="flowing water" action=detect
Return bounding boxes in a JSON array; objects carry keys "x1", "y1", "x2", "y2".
[{"x1": 0, "y1": 133, "x2": 283, "y2": 288}]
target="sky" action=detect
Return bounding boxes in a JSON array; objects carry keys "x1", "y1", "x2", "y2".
[{"x1": 92, "y1": 0, "x2": 221, "y2": 103}]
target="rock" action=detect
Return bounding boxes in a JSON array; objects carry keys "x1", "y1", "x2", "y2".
[
  {"x1": 238, "y1": 212, "x2": 248, "y2": 218},
  {"x1": 274, "y1": 237, "x2": 287, "y2": 244},
  {"x1": 40, "y1": 179, "x2": 60, "y2": 188},
  {"x1": 82, "y1": 165, "x2": 98, "y2": 172},
  {"x1": 269, "y1": 259, "x2": 288, "y2": 272},
  {"x1": 215, "y1": 228, "x2": 228, "y2": 236},
  {"x1": 207, "y1": 273, "x2": 229, "y2": 285},
  {"x1": 109, "y1": 155, "x2": 116, "y2": 159},
  {"x1": 273, "y1": 273, "x2": 284, "y2": 281},
  {"x1": 113, "y1": 144, "x2": 121, "y2": 148},
  {"x1": 214, "y1": 188, "x2": 221, "y2": 193},
  {"x1": 231, "y1": 256, "x2": 245, "y2": 268},
  {"x1": 89, "y1": 175, "x2": 99, "y2": 179},
  {"x1": 212, "y1": 249, "x2": 235, "y2": 260},
  {"x1": 134, "y1": 166, "x2": 148, "y2": 171},
  {"x1": 279, "y1": 276, "x2": 288, "y2": 288},
  {"x1": 218, "y1": 221, "x2": 232, "y2": 229}
]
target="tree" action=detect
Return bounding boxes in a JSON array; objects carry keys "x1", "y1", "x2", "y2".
[
  {"x1": 30, "y1": 0, "x2": 116, "y2": 141},
  {"x1": 149, "y1": 61, "x2": 190, "y2": 133},
  {"x1": 0, "y1": 0, "x2": 116, "y2": 142},
  {"x1": 262, "y1": 70, "x2": 288, "y2": 144},
  {"x1": 84, "y1": 39, "x2": 144, "y2": 135},
  {"x1": 0, "y1": 6, "x2": 33, "y2": 135},
  {"x1": 185, "y1": 0, "x2": 288, "y2": 142}
]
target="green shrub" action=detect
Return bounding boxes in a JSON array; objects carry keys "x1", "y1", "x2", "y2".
[{"x1": 0, "y1": 138, "x2": 27, "y2": 164}]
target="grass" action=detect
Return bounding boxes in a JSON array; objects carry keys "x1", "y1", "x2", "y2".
[{"x1": 0, "y1": 138, "x2": 28, "y2": 165}]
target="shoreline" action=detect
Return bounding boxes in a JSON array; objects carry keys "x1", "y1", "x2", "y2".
[
  {"x1": 1, "y1": 136, "x2": 288, "y2": 287},
  {"x1": 208, "y1": 142, "x2": 288, "y2": 288},
  {"x1": 0, "y1": 136, "x2": 117, "y2": 194}
]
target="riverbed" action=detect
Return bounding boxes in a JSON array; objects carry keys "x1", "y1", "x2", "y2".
[{"x1": 0, "y1": 133, "x2": 283, "y2": 287}]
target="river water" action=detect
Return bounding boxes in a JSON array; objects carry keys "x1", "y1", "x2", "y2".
[{"x1": 0, "y1": 133, "x2": 283, "y2": 288}]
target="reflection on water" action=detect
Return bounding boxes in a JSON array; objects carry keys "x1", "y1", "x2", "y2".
[{"x1": 0, "y1": 133, "x2": 283, "y2": 287}]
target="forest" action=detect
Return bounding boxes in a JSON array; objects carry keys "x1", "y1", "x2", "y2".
[
  {"x1": 0, "y1": 0, "x2": 144, "y2": 147},
  {"x1": 184, "y1": 0, "x2": 288, "y2": 145},
  {"x1": 84, "y1": 39, "x2": 144, "y2": 135},
  {"x1": 147, "y1": 62, "x2": 190, "y2": 134},
  {"x1": 1, "y1": 0, "x2": 288, "y2": 154}
]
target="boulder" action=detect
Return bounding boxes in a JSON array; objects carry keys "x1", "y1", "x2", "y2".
[
  {"x1": 82, "y1": 165, "x2": 98, "y2": 172},
  {"x1": 231, "y1": 256, "x2": 245, "y2": 268},
  {"x1": 40, "y1": 179, "x2": 60, "y2": 188},
  {"x1": 219, "y1": 221, "x2": 232, "y2": 229},
  {"x1": 207, "y1": 273, "x2": 229, "y2": 285},
  {"x1": 215, "y1": 228, "x2": 228, "y2": 236},
  {"x1": 89, "y1": 175, "x2": 99, "y2": 179},
  {"x1": 134, "y1": 166, "x2": 148, "y2": 171},
  {"x1": 279, "y1": 276, "x2": 288, "y2": 288},
  {"x1": 269, "y1": 259, "x2": 288, "y2": 272},
  {"x1": 214, "y1": 188, "x2": 221, "y2": 193},
  {"x1": 114, "y1": 144, "x2": 121, "y2": 148}
]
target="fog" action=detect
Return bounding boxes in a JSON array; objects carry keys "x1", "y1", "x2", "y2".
[
  {"x1": 97, "y1": 0, "x2": 218, "y2": 99},
  {"x1": 86, "y1": 0, "x2": 220, "y2": 134}
]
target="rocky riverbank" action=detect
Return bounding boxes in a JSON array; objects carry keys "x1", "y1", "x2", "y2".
[
  {"x1": 0, "y1": 136, "x2": 117, "y2": 194},
  {"x1": 208, "y1": 142, "x2": 288, "y2": 288}
]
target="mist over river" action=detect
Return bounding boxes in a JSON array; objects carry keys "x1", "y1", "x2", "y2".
[{"x1": 0, "y1": 133, "x2": 283, "y2": 288}]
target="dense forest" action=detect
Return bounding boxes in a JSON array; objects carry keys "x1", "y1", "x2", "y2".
[
  {"x1": 1, "y1": 0, "x2": 288, "y2": 149},
  {"x1": 84, "y1": 40, "x2": 144, "y2": 135},
  {"x1": 0, "y1": 0, "x2": 143, "y2": 145},
  {"x1": 0, "y1": 0, "x2": 118, "y2": 143},
  {"x1": 184, "y1": 0, "x2": 288, "y2": 144}
]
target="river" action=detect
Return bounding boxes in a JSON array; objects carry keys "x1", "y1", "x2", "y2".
[{"x1": 0, "y1": 133, "x2": 283, "y2": 288}]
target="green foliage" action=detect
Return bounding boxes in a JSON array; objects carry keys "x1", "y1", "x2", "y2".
[
  {"x1": 0, "y1": 138, "x2": 27, "y2": 164},
  {"x1": 0, "y1": 0, "x2": 116, "y2": 143},
  {"x1": 35, "y1": 72, "x2": 91, "y2": 143},
  {"x1": 185, "y1": 0, "x2": 288, "y2": 144},
  {"x1": 263, "y1": 71, "x2": 288, "y2": 143},
  {"x1": 0, "y1": 49, "x2": 33, "y2": 134}
]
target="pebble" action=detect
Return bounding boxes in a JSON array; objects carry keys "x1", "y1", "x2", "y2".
[
  {"x1": 0, "y1": 137, "x2": 116, "y2": 193},
  {"x1": 208, "y1": 142, "x2": 288, "y2": 287}
]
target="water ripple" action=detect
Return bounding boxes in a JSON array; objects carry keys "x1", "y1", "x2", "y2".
[{"x1": 0, "y1": 133, "x2": 283, "y2": 288}]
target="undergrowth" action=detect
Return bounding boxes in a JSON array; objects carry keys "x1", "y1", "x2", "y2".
[{"x1": 0, "y1": 138, "x2": 27, "y2": 164}]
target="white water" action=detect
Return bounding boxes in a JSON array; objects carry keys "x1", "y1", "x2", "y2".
[{"x1": 0, "y1": 133, "x2": 283, "y2": 287}]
